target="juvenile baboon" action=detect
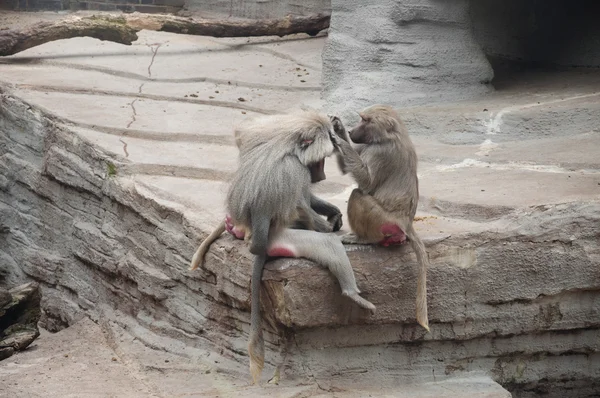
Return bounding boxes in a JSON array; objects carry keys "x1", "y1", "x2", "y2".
[
  {"x1": 329, "y1": 105, "x2": 430, "y2": 332},
  {"x1": 189, "y1": 114, "x2": 343, "y2": 271},
  {"x1": 194, "y1": 111, "x2": 375, "y2": 384}
]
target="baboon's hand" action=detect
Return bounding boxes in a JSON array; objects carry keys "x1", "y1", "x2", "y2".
[
  {"x1": 327, "y1": 118, "x2": 343, "y2": 150},
  {"x1": 328, "y1": 129, "x2": 341, "y2": 151},
  {"x1": 328, "y1": 115, "x2": 347, "y2": 138},
  {"x1": 327, "y1": 211, "x2": 343, "y2": 232}
]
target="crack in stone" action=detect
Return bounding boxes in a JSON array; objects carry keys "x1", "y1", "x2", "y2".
[
  {"x1": 206, "y1": 37, "x2": 324, "y2": 71},
  {"x1": 119, "y1": 138, "x2": 129, "y2": 158},
  {"x1": 146, "y1": 43, "x2": 163, "y2": 78},
  {"x1": 126, "y1": 99, "x2": 138, "y2": 129}
]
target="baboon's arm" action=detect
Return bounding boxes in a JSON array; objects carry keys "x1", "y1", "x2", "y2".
[
  {"x1": 310, "y1": 194, "x2": 343, "y2": 231},
  {"x1": 329, "y1": 116, "x2": 371, "y2": 188},
  {"x1": 329, "y1": 115, "x2": 352, "y2": 173},
  {"x1": 334, "y1": 139, "x2": 372, "y2": 191}
]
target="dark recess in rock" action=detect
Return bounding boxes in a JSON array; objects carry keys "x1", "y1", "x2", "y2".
[{"x1": 0, "y1": 282, "x2": 42, "y2": 361}]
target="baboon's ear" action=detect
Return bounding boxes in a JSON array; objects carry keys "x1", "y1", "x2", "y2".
[{"x1": 359, "y1": 112, "x2": 371, "y2": 122}]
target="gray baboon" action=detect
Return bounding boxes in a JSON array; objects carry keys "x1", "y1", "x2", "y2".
[
  {"x1": 192, "y1": 111, "x2": 375, "y2": 384},
  {"x1": 329, "y1": 105, "x2": 430, "y2": 332},
  {"x1": 189, "y1": 114, "x2": 343, "y2": 271}
]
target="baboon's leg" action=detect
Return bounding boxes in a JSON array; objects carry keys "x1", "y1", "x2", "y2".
[
  {"x1": 346, "y1": 189, "x2": 407, "y2": 245},
  {"x1": 267, "y1": 228, "x2": 375, "y2": 312},
  {"x1": 339, "y1": 232, "x2": 376, "y2": 245},
  {"x1": 346, "y1": 189, "x2": 428, "y2": 331}
]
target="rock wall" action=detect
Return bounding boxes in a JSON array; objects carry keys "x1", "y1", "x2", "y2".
[
  {"x1": 322, "y1": 0, "x2": 493, "y2": 121},
  {"x1": 2, "y1": 87, "x2": 600, "y2": 395},
  {"x1": 183, "y1": 0, "x2": 330, "y2": 19},
  {"x1": 0, "y1": 91, "x2": 249, "y2": 359}
]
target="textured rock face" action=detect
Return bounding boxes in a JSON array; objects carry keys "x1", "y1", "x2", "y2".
[
  {"x1": 323, "y1": 0, "x2": 600, "y2": 121},
  {"x1": 322, "y1": 0, "x2": 493, "y2": 120}
]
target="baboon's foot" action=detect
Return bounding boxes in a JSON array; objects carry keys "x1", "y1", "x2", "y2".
[
  {"x1": 268, "y1": 369, "x2": 281, "y2": 385},
  {"x1": 340, "y1": 233, "x2": 373, "y2": 245},
  {"x1": 344, "y1": 292, "x2": 376, "y2": 313},
  {"x1": 417, "y1": 312, "x2": 430, "y2": 333},
  {"x1": 224, "y1": 215, "x2": 246, "y2": 240}
]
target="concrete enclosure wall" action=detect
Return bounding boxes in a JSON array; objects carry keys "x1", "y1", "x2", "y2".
[
  {"x1": 0, "y1": 0, "x2": 329, "y2": 16},
  {"x1": 470, "y1": 0, "x2": 600, "y2": 68},
  {"x1": 183, "y1": 0, "x2": 330, "y2": 19},
  {"x1": 0, "y1": 0, "x2": 184, "y2": 13}
]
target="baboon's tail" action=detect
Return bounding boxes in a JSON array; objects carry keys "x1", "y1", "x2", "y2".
[
  {"x1": 407, "y1": 225, "x2": 430, "y2": 332},
  {"x1": 189, "y1": 220, "x2": 226, "y2": 271},
  {"x1": 248, "y1": 252, "x2": 267, "y2": 384}
]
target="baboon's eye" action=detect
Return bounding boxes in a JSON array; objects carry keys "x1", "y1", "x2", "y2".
[{"x1": 300, "y1": 139, "x2": 313, "y2": 148}]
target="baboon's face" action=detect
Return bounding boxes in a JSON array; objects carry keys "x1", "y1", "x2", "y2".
[
  {"x1": 308, "y1": 159, "x2": 326, "y2": 183},
  {"x1": 349, "y1": 114, "x2": 378, "y2": 144},
  {"x1": 297, "y1": 127, "x2": 333, "y2": 183}
]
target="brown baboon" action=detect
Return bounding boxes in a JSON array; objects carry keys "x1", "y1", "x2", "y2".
[
  {"x1": 329, "y1": 105, "x2": 430, "y2": 332},
  {"x1": 193, "y1": 111, "x2": 375, "y2": 384}
]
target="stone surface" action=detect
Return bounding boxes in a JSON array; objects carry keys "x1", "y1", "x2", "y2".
[
  {"x1": 322, "y1": 0, "x2": 494, "y2": 120},
  {"x1": 0, "y1": 12, "x2": 599, "y2": 397}
]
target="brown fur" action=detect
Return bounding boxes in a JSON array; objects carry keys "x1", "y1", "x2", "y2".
[{"x1": 330, "y1": 105, "x2": 430, "y2": 332}]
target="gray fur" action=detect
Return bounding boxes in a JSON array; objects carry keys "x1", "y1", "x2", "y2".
[
  {"x1": 226, "y1": 111, "x2": 375, "y2": 384},
  {"x1": 189, "y1": 111, "x2": 342, "y2": 272}
]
